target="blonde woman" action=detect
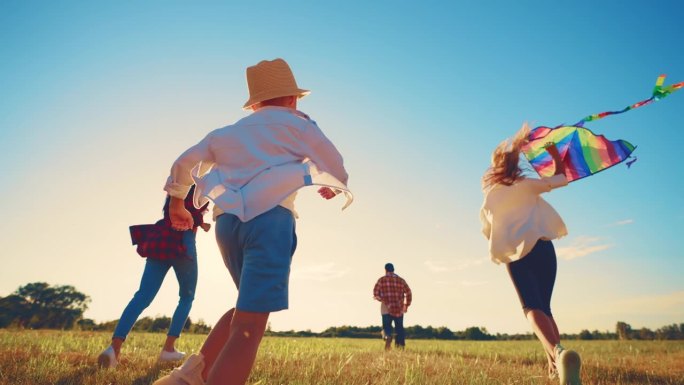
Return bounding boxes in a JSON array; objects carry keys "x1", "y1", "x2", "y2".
[{"x1": 480, "y1": 124, "x2": 582, "y2": 385}]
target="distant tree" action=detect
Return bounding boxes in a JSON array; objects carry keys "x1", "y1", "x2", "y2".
[
  {"x1": 0, "y1": 294, "x2": 31, "y2": 328},
  {"x1": 150, "y1": 316, "x2": 171, "y2": 332},
  {"x1": 412, "y1": 325, "x2": 425, "y2": 337},
  {"x1": 129, "y1": 315, "x2": 170, "y2": 332},
  {"x1": 462, "y1": 327, "x2": 495, "y2": 341},
  {"x1": 132, "y1": 316, "x2": 154, "y2": 332},
  {"x1": 317, "y1": 325, "x2": 380, "y2": 339},
  {"x1": 183, "y1": 318, "x2": 212, "y2": 334},
  {"x1": 578, "y1": 330, "x2": 593, "y2": 340},
  {"x1": 423, "y1": 326, "x2": 435, "y2": 339},
  {"x1": 637, "y1": 327, "x2": 655, "y2": 340},
  {"x1": 0, "y1": 282, "x2": 90, "y2": 329},
  {"x1": 655, "y1": 324, "x2": 684, "y2": 340},
  {"x1": 77, "y1": 318, "x2": 97, "y2": 331},
  {"x1": 616, "y1": 321, "x2": 632, "y2": 340},
  {"x1": 436, "y1": 326, "x2": 455, "y2": 340},
  {"x1": 96, "y1": 319, "x2": 119, "y2": 331},
  {"x1": 98, "y1": 316, "x2": 211, "y2": 334},
  {"x1": 590, "y1": 329, "x2": 617, "y2": 340}
]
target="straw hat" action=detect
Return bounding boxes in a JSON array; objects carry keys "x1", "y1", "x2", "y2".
[{"x1": 243, "y1": 58, "x2": 310, "y2": 109}]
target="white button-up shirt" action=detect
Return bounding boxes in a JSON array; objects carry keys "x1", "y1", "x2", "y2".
[
  {"x1": 480, "y1": 174, "x2": 568, "y2": 264},
  {"x1": 165, "y1": 106, "x2": 352, "y2": 222}
]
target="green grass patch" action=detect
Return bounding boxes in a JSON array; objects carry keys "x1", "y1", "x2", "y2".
[{"x1": 1, "y1": 330, "x2": 683, "y2": 384}]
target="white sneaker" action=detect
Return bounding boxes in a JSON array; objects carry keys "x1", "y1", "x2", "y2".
[
  {"x1": 548, "y1": 367, "x2": 558, "y2": 380},
  {"x1": 152, "y1": 353, "x2": 205, "y2": 385},
  {"x1": 555, "y1": 345, "x2": 582, "y2": 385},
  {"x1": 97, "y1": 346, "x2": 118, "y2": 369},
  {"x1": 553, "y1": 343, "x2": 565, "y2": 359},
  {"x1": 159, "y1": 349, "x2": 186, "y2": 362}
]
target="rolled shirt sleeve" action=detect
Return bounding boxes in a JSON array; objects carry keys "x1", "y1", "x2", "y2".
[
  {"x1": 404, "y1": 281, "x2": 412, "y2": 307},
  {"x1": 299, "y1": 121, "x2": 349, "y2": 186},
  {"x1": 373, "y1": 280, "x2": 381, "y2": 301},
  {"x1": 526, "y1": 174, "x2": 568, "y2": 194},
  {"x1": 479, "y1": 205, "x2": 492, "y2": 240},
  {"x1": 164, "y1": 134, "x2": 216, "y2": 199}
]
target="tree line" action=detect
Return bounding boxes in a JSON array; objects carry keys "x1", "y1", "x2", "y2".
[
  {"x1": 2, "y1": 282, "x2": 683, "y2": 340},
  {"x1": 0, "y1": 282, "x2": 212, "y2": 334},
  {"x1": 265, "y1": 323, "x2": 684, "y2": 341},
  {"x1": 265, "y1": 325, "x2": 498, "y2": 340}
]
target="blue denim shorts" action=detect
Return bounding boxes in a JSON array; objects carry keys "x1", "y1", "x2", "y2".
[{"x1": 215, "y1": 205, "x2": 297, "y2": 312}]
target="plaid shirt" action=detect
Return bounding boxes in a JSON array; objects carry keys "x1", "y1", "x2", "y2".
[
  {"x1": 130, "y1": 186, "x2": 208, "y2": 260},
  {"x1": 373, "y1": 273, "x2": 412, "y2": 317}
]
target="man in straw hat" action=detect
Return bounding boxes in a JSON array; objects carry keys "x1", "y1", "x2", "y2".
[{"x1": 154, "y1": 58, "x2": 352, "y2": 385}]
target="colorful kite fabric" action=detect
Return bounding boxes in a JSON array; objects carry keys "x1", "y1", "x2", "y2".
[
  {"x1": 522, "y1": 125, "x2": 636, "y2": 181},
  {"x1": 522, "y1": 75, "x2": 682, "y2": 183}
]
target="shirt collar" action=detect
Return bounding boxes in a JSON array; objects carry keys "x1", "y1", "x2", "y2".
[{"x1": 254, "y1": 106, "x2": 297, "y2": 113}]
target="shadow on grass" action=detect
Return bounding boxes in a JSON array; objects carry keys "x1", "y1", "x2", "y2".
[
  {"x1": 130, "y1": 364, "x2": 168, "y2": 385},
  {"x1": 591, "y1": 366, "x2": 680, "y2": 385},
  {"x1": 53, "y1": 366, "x2": 99, "y2": 385},
  {"x1": 131, "y1": 363, "x2": 176, "y2": 385},
  {"x1": 53, "y1": 363, "x2": 169, "y2": 385}
]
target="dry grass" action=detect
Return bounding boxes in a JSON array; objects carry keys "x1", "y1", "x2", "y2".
[{"x1": 0, "y1": 330, "x2": 683, "y2": 384}]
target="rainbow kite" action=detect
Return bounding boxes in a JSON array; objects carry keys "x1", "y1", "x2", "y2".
[
  {"x1": 522, "y1": 75, "x2": 683, "y2": 182},
  {"x1": 522, "y1": 125, "x2": 636, "y2": 181}
]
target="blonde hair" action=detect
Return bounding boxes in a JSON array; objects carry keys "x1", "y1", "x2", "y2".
[{"x1": 482, "y1": 123, "x2": 531, "y2": 190}]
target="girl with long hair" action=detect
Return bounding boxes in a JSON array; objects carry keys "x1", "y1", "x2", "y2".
[{"x1": 480, "y1": 124, "x2": 582, "y2": 385}]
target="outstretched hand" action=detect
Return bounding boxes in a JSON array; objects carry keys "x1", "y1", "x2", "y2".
[
  {"x1": 544, "y1": 142, "x2": 566, "y2": 176},
  {"x1": 544, "y1": 142, "x2": 560, "y2": 155},
  {"x1": 318, "y1": 187, "x2": 337, "y2": 200},
  {"x1": 169, "y1": 197, "x2": 194, "y2": 231}
]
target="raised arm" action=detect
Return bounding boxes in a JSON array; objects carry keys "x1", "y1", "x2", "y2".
[
  {"x1": 527, "y1": 143, "x2": 569, "y2": 194},
  {"x1": 545, "y1": 142, "x2": 565, "y2": 176}
]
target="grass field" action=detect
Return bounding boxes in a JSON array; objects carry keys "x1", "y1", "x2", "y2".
[{"x1": 1, "y1": 330, "x2": 683, "y2": 385}]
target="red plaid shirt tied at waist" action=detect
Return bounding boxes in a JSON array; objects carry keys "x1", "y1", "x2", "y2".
[
  {"x1": 130, "y1": 186, "x2": 208, "y2": 261},
  {"x1": 373, "y1": 273, "x2": 412, "y2": 317}
]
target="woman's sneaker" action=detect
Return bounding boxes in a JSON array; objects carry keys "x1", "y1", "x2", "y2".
[
  {"x1": 548, "y1": 367, "x2": 558, "y2": 380},
  {"x1": 555, "y1": 345, "x2": 582, "y2": 385},
  {"x1": 159, "y1": 349, "x2": 186, "y2": 362},
  {"x1": 97, "y1": 346, "x2": 118, "y2": 369}
]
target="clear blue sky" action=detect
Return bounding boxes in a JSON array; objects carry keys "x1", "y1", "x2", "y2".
[{"x1": 1, "y1": 1, "x2": 682, "y2": 334}]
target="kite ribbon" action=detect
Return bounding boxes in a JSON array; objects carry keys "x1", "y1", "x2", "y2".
[{"x1": 575, "y1": 75, "x2": 683, "y2": 126}]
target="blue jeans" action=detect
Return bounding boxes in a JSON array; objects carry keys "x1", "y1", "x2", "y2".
[
  {"x1": 382, "y1": 314, "x2": 405, "y2": 347},
  {"x1": 113, "y1": 231, "x2": 197, "y2": 339}
]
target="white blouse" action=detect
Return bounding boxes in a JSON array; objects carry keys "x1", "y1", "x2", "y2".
[
  {"x1": 480, "y1": 174, "x2": 568, "y2": 264},
  {"x1": 164, "y1": 106, "x2": 352, "y2": 222}
]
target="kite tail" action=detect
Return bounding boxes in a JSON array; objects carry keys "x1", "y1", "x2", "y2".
[
  {"x1": 625, "y1": 156, "x2": 638, "y2": 169},
  {"x1": 574, "y1": 74, "x2": 682, "y2": 126}
]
